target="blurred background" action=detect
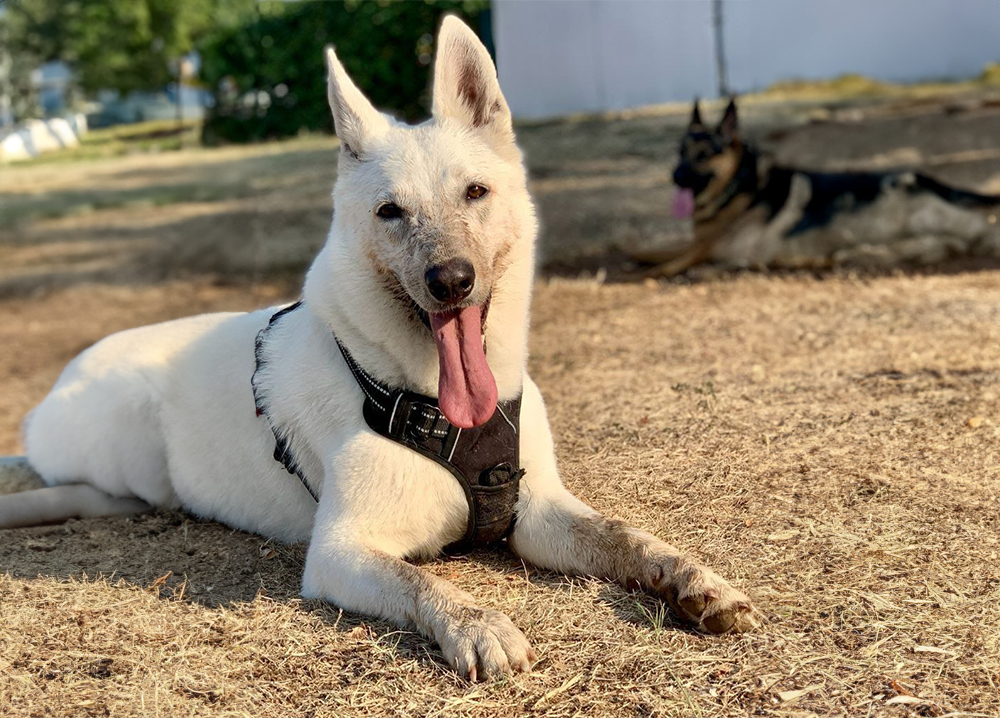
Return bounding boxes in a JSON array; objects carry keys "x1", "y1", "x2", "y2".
[{"x1": 1, "y1": 0, "x2": 999, "y2": 453}]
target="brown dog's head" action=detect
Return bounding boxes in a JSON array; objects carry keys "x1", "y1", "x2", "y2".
[{"x1": 671, "y1": 98, "x2": 742, "y2": 219}]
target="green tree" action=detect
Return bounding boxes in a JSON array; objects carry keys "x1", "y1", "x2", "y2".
[
  {"x1": 1, "y1": 0, "x2": 257, "y2": 96},
  {"x1": 200, "y1": 0, "x2": 491, "y2": 144}
]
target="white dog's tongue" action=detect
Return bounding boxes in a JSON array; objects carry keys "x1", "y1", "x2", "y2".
[
  {"x1": 430, "y1": 306, "x2": 498, "y2": 429},
  {"x1": 672, "y1": 188, "x2": 695, "y2": 219}
]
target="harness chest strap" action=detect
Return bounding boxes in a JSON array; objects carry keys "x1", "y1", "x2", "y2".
[
  {"x1": 252, "y1": 302, "x2": 524, "y2": 550},
  {"x1": 252, "y1": 301, "x2": 318, "y2": 501}
]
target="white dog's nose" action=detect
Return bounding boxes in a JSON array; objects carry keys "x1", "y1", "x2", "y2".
[{"x1": 425, "y1": 259, "x2": 475, "y2": 305}]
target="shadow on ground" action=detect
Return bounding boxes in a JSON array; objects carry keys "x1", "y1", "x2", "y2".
[
  {"x1": 0, "y1": 147, "x2": 336, "y2": 227},
  {"x1": 0, "y1": 206, "x2": 330, "y2": 299}
]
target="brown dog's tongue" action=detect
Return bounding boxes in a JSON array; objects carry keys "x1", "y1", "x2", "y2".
[
  {"x1": 430, "y1": 306, "x2": 497, "y2": 429},
  {"x1": 672, "y1": 188, "x2": 695, "y2": 219}
]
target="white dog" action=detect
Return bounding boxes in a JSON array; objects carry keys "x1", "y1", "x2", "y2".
[{"x1": 3, "y1": 17, "x2": 755, "y2": 679}]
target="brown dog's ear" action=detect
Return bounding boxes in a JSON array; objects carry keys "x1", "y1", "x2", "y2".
[
  {"x1": 690, "y1": 98, "x2": 703, "y2": 128},
  {"x1": 718, "y1": 96, "x2": 739, "y2": 142}
]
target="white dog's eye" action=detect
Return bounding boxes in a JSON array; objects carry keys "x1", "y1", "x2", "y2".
[
  {"x1": 466, "y1": 184, "x2": 489, "y2": 200},
  {"x1": 376, "y1": 203, "x2": 403, "y2": 220}
]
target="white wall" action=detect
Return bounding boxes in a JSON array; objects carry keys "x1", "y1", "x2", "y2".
[
  {"x1": 494, "y1": 0, "x2": 718, "y2": 118},
  {"x1": 724, "y1": 0, "x2": 1000, "y2": 90},
  {"x1": 493, "y1": 0, "x2": 1000, "y2": 119}
]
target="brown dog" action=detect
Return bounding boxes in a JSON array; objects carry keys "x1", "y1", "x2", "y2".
[{"x1": 643, "y1": 99, "x2": 1000, "y2": 277}]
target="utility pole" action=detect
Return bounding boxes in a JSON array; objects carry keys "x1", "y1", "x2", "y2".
[
  {"x1": 176, "y1": 77, "x2": 183, "y2": 136},
  {"x1": 172, "y1": 56, "x2": 193, "y2": 149},
  {"x1": 712, "y1": 0, "x2": 729, "y2": 98}
]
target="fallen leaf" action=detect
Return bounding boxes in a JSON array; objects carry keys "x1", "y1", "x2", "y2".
[
  {"x1": 149, "y1": 571, "x2": 172, "y2": 590},
  {"x1": 889, "y1": 679, "x2": 913, "y2": 696},
  {"x1": 886, "y1": 695, "x2": 924, "y2": 705},
  {"x1": 777, "y1": 684, "x2": 821, "y2": 702},
  {"x1": 914, "y1": 645, "x2": 955, "y2": 656}
]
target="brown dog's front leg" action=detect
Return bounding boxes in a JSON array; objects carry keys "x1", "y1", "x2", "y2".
[
  {"x1": 640, "y1": 243, "x2": 715, "y2": 279},
  {"x1": 509, "y1": 489, "x2": 757, "y2": 633}
]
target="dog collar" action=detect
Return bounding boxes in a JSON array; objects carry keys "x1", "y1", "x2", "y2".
[
  {"x1": 695, "y1": 146, "x2": 759, "y2": 221},
  {"x1": 253, "y1": 301, "x2": 524, "y2": 551}
]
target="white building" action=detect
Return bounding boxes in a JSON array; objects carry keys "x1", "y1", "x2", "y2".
[{"x1": 493, "y1": 0, "x2": 1000, "y2": 119}]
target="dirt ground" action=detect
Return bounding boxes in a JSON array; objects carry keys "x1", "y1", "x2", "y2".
[{"x1": 1, "y1": 92, "x2": 1000, "y2": 717}]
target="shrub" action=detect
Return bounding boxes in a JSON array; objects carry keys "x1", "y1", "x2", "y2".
[{"x1": 200, "y1": 0, "x2": 490, "y2": 144}]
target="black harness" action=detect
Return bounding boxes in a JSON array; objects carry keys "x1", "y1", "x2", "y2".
[{"x1": 252, "y1": 302, "x2": 524, "y2": 550}]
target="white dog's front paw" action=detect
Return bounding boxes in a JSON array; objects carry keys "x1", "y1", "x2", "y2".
[
  {"x1": 647, "y1": 559, "x2": 758, "y2": 634},
  {"x1": 435, "y1": 606, "x2": 536, "y2": 681}
]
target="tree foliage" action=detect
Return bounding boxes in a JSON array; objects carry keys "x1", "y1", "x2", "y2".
[
  {"x1": 200, "y1": 0, "x2": 491, "y2": 144},
  {"x1": 2, "y1": 0, "x2": 257, "y2": 95}
]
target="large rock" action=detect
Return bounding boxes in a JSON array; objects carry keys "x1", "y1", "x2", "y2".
[
  {"x1": 834, "y1": 234, "x2": 969, "y2": 267},
  {"x1": 906, "y1": 193, "x2": 989, "y2": 241},
  {"x1": 21, "y1": 119, "x2": 61, "y2": 154},
  {"x1": 0, "y1": 456, "x2": 44, "y2": 493},
  {"x1": 67, "y1": 113, "x2": 88, "y2": 138},
  {"x1": 45, "y1": 118, "x2": 80, "y2": 149},
  {"x1": 616, "y1": 227, "x2": 694, "y2": 264},
  {"x1": 971, "y1": 224, "x2": 1000, "y2": 258},
  {"x1": 832, "y1": 243, "x2": 897, "y2": 268},
  {"x1": 0, "y1": 115, "x2": 88, "y2": 162},
  {"x1": 892, "y1": 235, "x2": 962, "y2": 265},
  {"x1": 0, "y1": 133, "x2": 32, "y2": 162}
]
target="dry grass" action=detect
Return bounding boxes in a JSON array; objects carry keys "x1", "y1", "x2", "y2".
[
  {"x1": 3, "y1": 273, "x2": 999, "y2": 717},
  {"x1": 2, "y1": 95, "x2": 1000, "y2": 717}
]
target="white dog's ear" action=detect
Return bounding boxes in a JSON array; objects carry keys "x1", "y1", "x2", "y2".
[
  {"x1": 432, "y1": 15, "x2": 513, "y2": 147},
  {"x1": 324, "y1": 45, "x2": 389, "y2": 158}
]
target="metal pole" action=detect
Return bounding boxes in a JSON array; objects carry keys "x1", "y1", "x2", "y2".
[
  {"x1": 176, "y1": 80, "x2": 183, "y2": 141},
  {"x1": 712, "y1": 0, "x2": 729, "y2": 98}
]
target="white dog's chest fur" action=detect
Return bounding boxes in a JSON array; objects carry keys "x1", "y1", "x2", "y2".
[
  {"x1": 26, "y1": 303, "x2": 478, "y2": 555},
  {"x1": 251, "y1": 305, "x2": 474, "y2": 554}
]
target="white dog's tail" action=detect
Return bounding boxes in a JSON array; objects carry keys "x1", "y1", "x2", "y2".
[{"x1": 0, "y1": 456, "x2": 150, "y2": 529}]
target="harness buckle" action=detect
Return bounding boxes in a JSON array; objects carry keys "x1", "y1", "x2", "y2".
[
  {"x1": 480, "y1": 462, "x2": 522, "y2": 487},
  {"x1": 406, "y1": 402, "x2": 441, "y2": 440}
]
